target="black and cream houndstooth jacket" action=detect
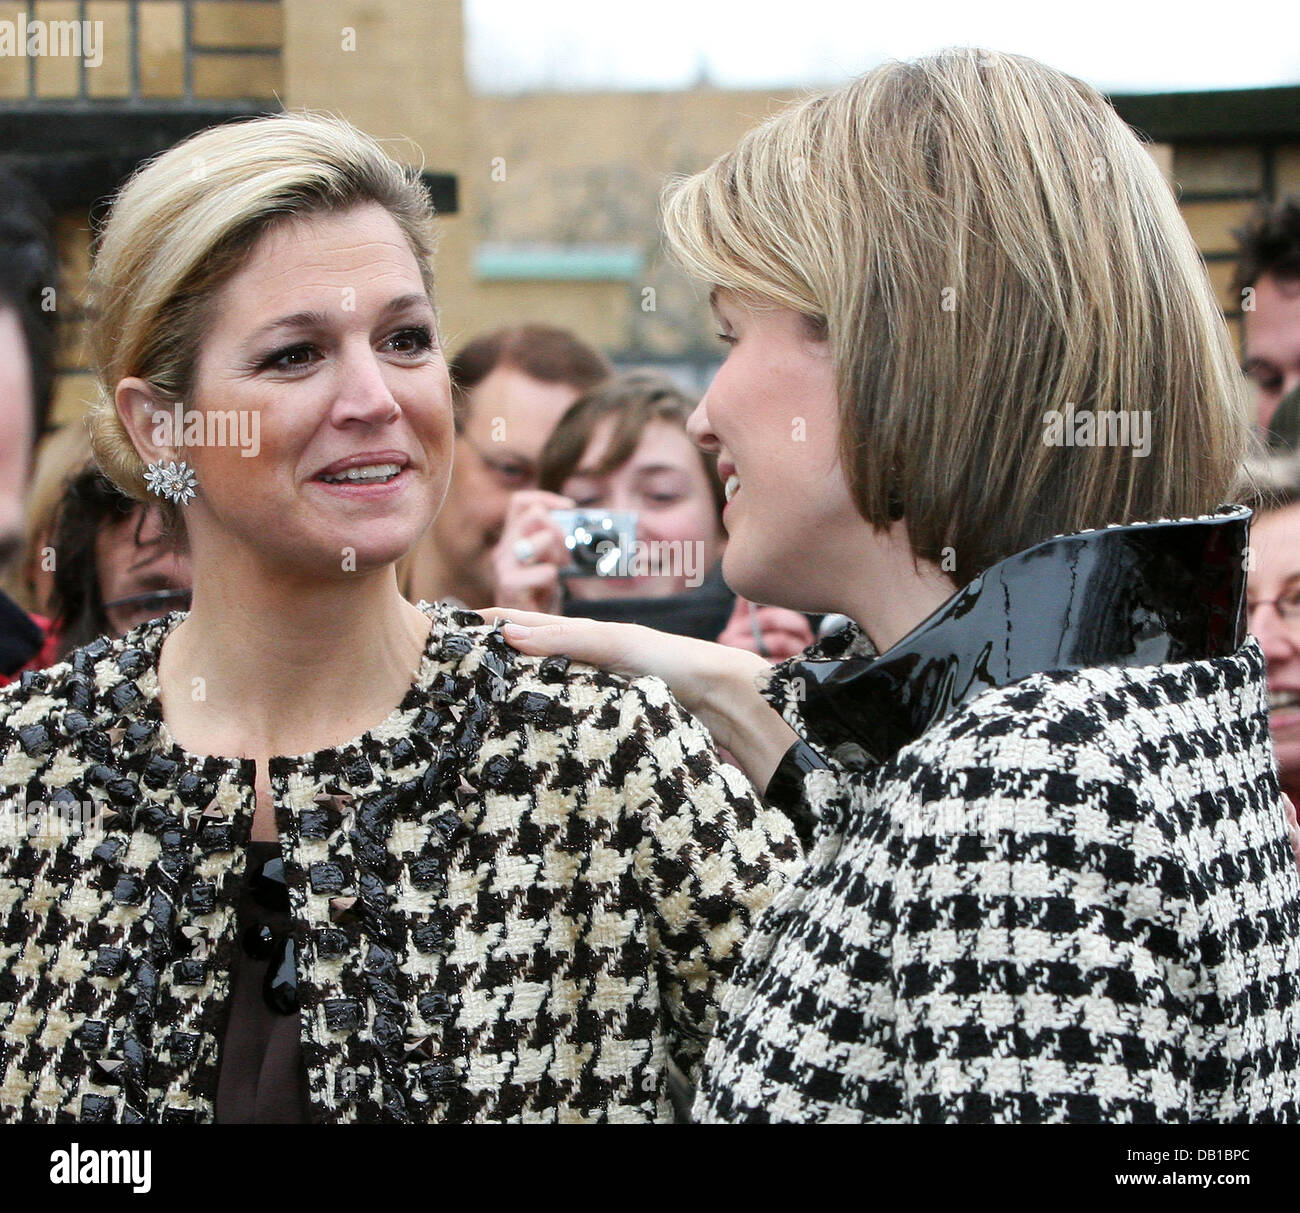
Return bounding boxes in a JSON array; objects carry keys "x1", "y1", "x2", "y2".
[
  {"x1": 0, "y1": 602, "x2": 801, "y2": 1123},
  {"x1": 696, "y1": 507, "x2": 1300, "y2": 1123}
]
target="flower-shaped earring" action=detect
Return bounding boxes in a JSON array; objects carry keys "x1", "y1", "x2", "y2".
[{"x1": 144, "y1": 460, "x2": 198, "y2": 506}]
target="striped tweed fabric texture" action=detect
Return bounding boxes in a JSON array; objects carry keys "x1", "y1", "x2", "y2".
[
  {"x1": 696, "y1": 639, "x2": 1300, "y2": 1122},
  {"x1": 0, "y1": 602, "x2": 801, "y2": 1123}
]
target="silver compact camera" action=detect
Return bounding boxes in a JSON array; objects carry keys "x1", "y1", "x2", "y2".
[{"x1": 550, "y1": 509, "x2": 638, "y2": 578}]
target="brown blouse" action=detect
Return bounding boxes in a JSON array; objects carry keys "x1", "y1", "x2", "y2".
[{"x1": 215, "y1": 842, "x2": 313, "y2": 1123}]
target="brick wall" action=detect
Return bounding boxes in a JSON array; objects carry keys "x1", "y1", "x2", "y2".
[
  {"x1": 0, "y1": 0, "x2": 282, "y2": 100},
  {"x1": 0, "y1": 1, "x2": 284, "y2": 423}
]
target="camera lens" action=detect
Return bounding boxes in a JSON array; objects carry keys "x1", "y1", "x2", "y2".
[{"x1": 570, "y1": 524, "x2": 619, "y2": 573}]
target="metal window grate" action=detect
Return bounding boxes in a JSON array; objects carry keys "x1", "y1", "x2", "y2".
[{"x1": 4, "y1": 0, "x2": 282, "y2": 107}]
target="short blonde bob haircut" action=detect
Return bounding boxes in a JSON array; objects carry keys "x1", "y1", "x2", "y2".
[
  {"x1": 662, "y1": 48, "x2": 1249, "y2": 582},
  {"x1": 86, "y1": 110, "x2": 438, "y2": 510}
]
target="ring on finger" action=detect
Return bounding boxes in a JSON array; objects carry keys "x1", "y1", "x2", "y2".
[{"x1": 513, "y1": 537, "x2": 538, "y2": 565}]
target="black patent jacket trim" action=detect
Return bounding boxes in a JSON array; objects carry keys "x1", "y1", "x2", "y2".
[
  {"x1": 764, "y1": 506, "x2": 1251, "y2": 783},
  {"x1": 761, "y1": 739, "x2": 831, "y2": 846}
]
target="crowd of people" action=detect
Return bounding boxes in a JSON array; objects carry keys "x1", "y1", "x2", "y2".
[{"x1": 1, "y1": 46, "x2": 1299, "y2": 1124}]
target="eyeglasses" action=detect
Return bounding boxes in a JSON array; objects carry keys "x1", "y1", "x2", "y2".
[
  {"x1": 457, "y1": 434, "x2": 536, "y2": 491},
  {"x1": 102, "y1": 588, "x2": 192, "y2": 617},
  {"x1": 241, "y1": 855, "x2": 298, "y2": 1015},
  {"x1": 1248, "y1": 590, "x2": 1300, "y2": 626}
]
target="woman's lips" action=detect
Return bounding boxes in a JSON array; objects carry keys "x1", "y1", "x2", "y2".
[{"x1": 310, "y1": 466, "x2": 412, "y2": 499}]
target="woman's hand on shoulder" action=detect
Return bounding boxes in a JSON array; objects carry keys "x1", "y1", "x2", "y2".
[
  {"x1": 477, "y1": 609, "x2": 739, "y2": 713},
  {"x1": 477, "y1": 607, "x2": 798, "y2": 792},
  {"x1": 1283, "y1": 793, "x2": 1300, "y2": 873}
]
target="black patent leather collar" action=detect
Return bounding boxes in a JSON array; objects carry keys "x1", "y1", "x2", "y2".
[{"x1": 775, "y1": 506, "x2": 1251, "y2": 765}]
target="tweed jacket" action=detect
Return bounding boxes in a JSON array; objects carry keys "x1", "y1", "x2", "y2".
[
  {"x1": 696, "y1": 507, "x2": 1300, "y2": 1123},
  {"x1": 0, "y1": 602, "x2": 801, "y2": 1123}
]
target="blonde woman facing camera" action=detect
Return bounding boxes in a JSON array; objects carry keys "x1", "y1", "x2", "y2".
[
  {"x1": 0, "y1": 113, "x2": 799, "y2": 1123},
  {"x1": 494, "y1": 50, "x2": 1300, "y2": 1122}
]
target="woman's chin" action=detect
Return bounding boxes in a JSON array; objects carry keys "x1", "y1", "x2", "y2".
[
  {"x1": 721, "y1": 547, "x2": 785, "y2": 608},
  {"x1": 244, "y1": 532, "x2": 416, "y2": 582}
]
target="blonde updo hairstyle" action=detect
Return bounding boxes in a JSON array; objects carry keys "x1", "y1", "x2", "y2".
[
  {"x1": 661, "y1": 48, "x2": 1249, "y2": 583},
  {"x1": 86, "y1": 110, "x2": 438, "y2": 518}
]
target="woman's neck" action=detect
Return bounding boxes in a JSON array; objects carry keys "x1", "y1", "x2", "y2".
[
  {"x1": 156, "y1": 556, "x2": 431, "y2": 761},
  {"x1": 838, "y1": 524, "x2": 957, "y2": 655}
]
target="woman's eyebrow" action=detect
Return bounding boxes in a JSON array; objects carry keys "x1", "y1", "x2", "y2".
[
  {"x1": 381, "y1": 293, "x2": 435, "y2": 317},
  {"x1": 1254, "y1": 573, "x2": 1300, "y2": 602},
  {"x1": 247, "y1": 310, "x2": 329, "y2": 342},
  {"x1": 244, "y1": 295, "x2": 433, "y2": 343},
  {"x1": 632, "y1": 464, "x2": 687, "y2": 477}
]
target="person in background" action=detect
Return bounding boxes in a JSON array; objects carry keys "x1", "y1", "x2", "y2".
[
  {"x1": 15, "y1": 422, "x2": 93, "y2": 619},
  {"x1": 1235, "y1": 198, "x2": 1300, "y2": 441},
  {"x1": 10, "y1": 425, "x2": 190, "y2": 660},
  {"x1": 494, "y1": 369, "x2": 816, "y2": 650},
  {"x1": 1241, "y1": 450, "x2": 1300, "y2": 868},
  {"x1": 493, "y1": 370, "x2": 729, "y2": 634},
  {"x1": 46, "y1": 465, "x2": 192, "y2": 654},
  {"x1": 401, "y1": 324, "x2": 609, "y2": 607},
  {"x1": 0, "y1": 168, "x2": 60, "y2": 682},
  {"x1": 714, "y1": 596, "x2": 818, "y2": 662}
]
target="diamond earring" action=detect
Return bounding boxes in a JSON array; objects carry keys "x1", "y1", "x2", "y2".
[{"x1": 143, "y1": 460, "x2": 198, "y2": 506}]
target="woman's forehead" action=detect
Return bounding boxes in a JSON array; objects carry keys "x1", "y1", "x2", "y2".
[{"x1": 575, "y1": 417, "x2": 696, "y2": 478}]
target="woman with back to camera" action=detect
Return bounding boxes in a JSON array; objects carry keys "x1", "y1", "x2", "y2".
[
  {"x1": 0, "y1": 112, "x2": 800, "y2": 1123},
  {"x1": 493, "y1": 49, "x2": 1300, "y2": 1121}
]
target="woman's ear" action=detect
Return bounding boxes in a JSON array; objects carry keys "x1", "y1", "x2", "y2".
[{"x1": 115, "y1": 377, "x2": 179, "y2": 467}]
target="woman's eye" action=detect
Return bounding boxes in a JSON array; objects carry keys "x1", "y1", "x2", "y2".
[
  {"x1": 715, "y1": 331, "x2": 737, "y2": 347},
  {"x1": 486, "y1": 460, "x2": 530, "y2": 487},
  {"x1": 261, "y1": 344, "x2": 318, "y2": 372},
  {"x1": 385, "y1": 326, "x2": 434, "y2": 355},
  {"x1": 645, "y1": 492, "x2": 682, "y2": 506},
  {"x1": 1247, "y1": 365, "x2": 1282, "y2": 392}
]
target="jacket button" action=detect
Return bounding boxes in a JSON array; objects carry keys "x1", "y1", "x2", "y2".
[
  {"x1": 77, "y1": 1019, "x2": 109, "y2": 1051},
  {"x1": 416, "y1": 1062, "x2": 458, "y2": 1095}
]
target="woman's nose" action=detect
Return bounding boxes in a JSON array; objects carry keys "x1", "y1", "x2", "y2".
[
  {"x1": 687, "y1": 395, "x2": 719, "y2": 453},
  {"x1": 334, "y1": 347, "x2": 400, "y2": 425},
  {"x1": 608, "y1": 486, "x2": 637, "y2": 514}
]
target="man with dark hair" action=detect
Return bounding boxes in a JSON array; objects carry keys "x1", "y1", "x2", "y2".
[
  {"x1": 0, "y1": 168, "x2": 59, "y2": 680},
  {"x1": 404, "y1": 323, "x2": 610, "y2": 606},
  {"x1": 1234, "y1": 197, "x2": 1300, "y2": 440}
]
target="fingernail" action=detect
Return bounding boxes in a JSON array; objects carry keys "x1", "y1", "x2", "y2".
[{"x1": 502, "y1": 623, "x2": 532, "y2": 639}]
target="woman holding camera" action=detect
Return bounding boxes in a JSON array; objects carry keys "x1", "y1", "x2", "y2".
[
  {"x1": 493, "y1": 368, "x2": 815, "y2": 654},
  {"x1": 494, "y1": 49, "x2": 1300, "y2": 1121},
  {"x1": 492, "y1": 370, "x2": 727, "y2": 622},
  {"x1": 0, "y1": 113, "x2": 800, "y2": 1123}
]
